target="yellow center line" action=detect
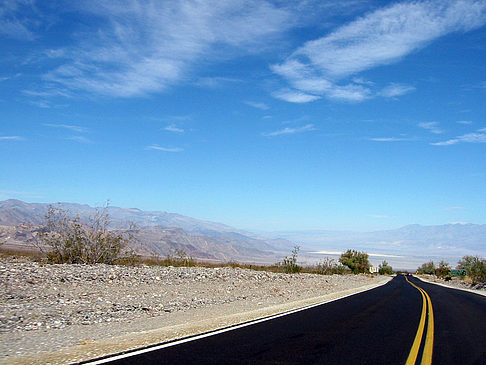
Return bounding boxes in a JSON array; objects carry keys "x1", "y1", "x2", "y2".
[{"x1": 405, "y1": 276, "x2": 434, "y2": 365}]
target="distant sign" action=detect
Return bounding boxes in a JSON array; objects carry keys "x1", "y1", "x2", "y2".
[
  {"x1": 451, "y1": 269, "x2": 466, "y2": 276},
  {"x1": 369, "y1": 266, "x2": 379, "y2": 274}
]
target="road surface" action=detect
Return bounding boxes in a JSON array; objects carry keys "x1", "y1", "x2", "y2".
[{"x1": 85, "y1": 275, "x2": 486, "y2": 364}]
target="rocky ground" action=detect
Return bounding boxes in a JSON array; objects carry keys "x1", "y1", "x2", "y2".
[
  {"x1": 418, "y1": 274, "x2": 486, "y2": 292},
  {"x1": 0, "y1": 256, "x2": 389, "y2": 364}
]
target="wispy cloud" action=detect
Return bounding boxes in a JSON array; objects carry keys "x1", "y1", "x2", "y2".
[
  {"x1": 43, "y1": 123, "x2": 87, "y2": 133},
  {"x1": 195, "y1": 77, "x2": 242, "y2": 89},
  {"x1": 366, "y1": 214, "x2": 389, "y2": 219},
  {"x1": 0, "y1": 0, "x2": 37, "y2": 40},
  {"x1": 442, "y1": 206, "x2": 465, "y2": 211},
  {"x1": 244, "y1": 101, "x2": 269, "y2": 110},
  {"x1": 272, "y1": 0, "x2": 486, "y2": 103},
  {"x1": 379, "y1": 83, "x2": 416, "y2": 98},
  {"x1": 263, "y1": 124, "x2": 315, "y2": 137},
  {"x1": 368, "y1": 137, "x2": 413, "y2": 142},
  {"x1": 457, "y1": 120, "x2": 473, "y2": 125},
  {"x1": 418, "y1": 122, "x2": 443, "y2": 134},
  {"x1": 0, "y1": 189, "x2": 43, "y2": 200},
  {"x1": 164, "y1": 124, "x2": 184, "y2": 133},
  {"x1": 145, "y1": 144, "x2": 184, "y2": 152},
  {"x1": 431, "y1": 132, "x2": 486, "y2": 146},
  {"x1": 272, "y1": 89, "x2": 320, "y2": 103},
  {"x1": 0, "y1": 135, "x2": 24, "y2": 141},
  {"x1": 66, "y1": 136, "x2": 92, "y2": 144},
  {"x1": 40, "y1": 1, "x2": 292, "y2": 98}
]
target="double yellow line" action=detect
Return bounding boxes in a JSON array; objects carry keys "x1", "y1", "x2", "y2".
[{"x1": 405, "y1": 276, "x2": 434, "y2": 365}]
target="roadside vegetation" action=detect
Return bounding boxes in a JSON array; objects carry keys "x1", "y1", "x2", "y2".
[
  {"x1": 338, "y1": 249, "x2": 371, "y2": 274},
  {"x1": 417, "y1": 256, "x2": 486, "y2": 286},
  {"x1": 31, "y1": 205, "x2": 138, "y2": 264},
  {"x1": 457, "y1": 255, "x2": 486, "y2": 284},
  {"x1": 378, "y1": 260, "x2": 393, "y2": 275}
]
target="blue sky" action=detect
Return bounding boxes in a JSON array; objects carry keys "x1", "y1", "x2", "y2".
[{"x1": 1, "y1": 0, "x2": 486, "y2": 232}]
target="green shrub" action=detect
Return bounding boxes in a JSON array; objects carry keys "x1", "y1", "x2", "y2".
[
  {"x1": 417, "y1": 261, "x2": 435, "y2": 275},
  {"x1": 458, "y1": 255, "x2": 486, "y2": 284},
  {"x1": 277, "y1": 246, "x2": 302, "y2": 274},
  {"x1": 435, "y1": 260, "x2": 451, "y2": 278},
  {"x1": 339, "y1": 249, "x2": 370, "y2": 274},
  {"x1": 378, "y1": 260, "x2": 393, "y2": 275}
]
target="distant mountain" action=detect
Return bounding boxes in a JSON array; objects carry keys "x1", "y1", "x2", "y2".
[
  {"x1": 0, "y1": 199, "x2": 293, "y2": 263},
  {"x1": 270, "y1": 224, "x2": 486, "y2": 256},
  {"x1": 268, "y1": 224, "x2": 486, "y2": 270}
]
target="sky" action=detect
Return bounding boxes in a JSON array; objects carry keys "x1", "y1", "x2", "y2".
[{"x1": 1, "y1": 0, "x2": 486, "y2": 232}]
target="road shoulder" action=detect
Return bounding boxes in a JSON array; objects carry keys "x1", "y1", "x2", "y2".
[{"x1": 1, "y1": 276, "x2": 392, "y2": 365}]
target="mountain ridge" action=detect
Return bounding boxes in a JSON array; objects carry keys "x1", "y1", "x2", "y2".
[{"x1": 0, "y1": 199, "x2": 292, "y2": 263}]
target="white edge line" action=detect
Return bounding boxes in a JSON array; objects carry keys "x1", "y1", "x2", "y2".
[
  {"x1": 416, "y1": 276, "x2": 486, "y2": 297},
  {"x1": 85, "y1": 279, "x2": 391, "y2": 364}
]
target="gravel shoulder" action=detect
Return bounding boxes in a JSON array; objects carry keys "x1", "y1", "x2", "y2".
[{"x1": 0, "y1": 257, "x2": 391, "y2": 364}]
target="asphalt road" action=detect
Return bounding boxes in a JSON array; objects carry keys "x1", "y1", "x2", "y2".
[{"x1": 88, "y1": 275, "x2": 486, "y2": 365}]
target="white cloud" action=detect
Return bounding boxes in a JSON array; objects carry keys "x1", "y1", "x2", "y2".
[
  {"x1": 43, "y1": 123, "x2": 87, "y2": 133},
  {"x1": 379, "y1": 83, "x2": 416, "y2": 97},
  {"x1": 0, "y1": 0, "x2": 36, "y2": 40},
  {"x1": 369, "y1": 137, "x2": 412, "y2": 142},
  {"x1": 432, "y1": 132, "x2": 486, "y2": 146},
  {"x1": 244, "y1": 101, "x2": 269, "y2": 110},
  {"x1": 272, "y1": 0, "x2": 486, "y2": 103},
  {"x1": 42, "y1": 0, "x2": 292, "y2": 98},
  {"x1": 366, "y1": 214, "x2": 389, "y2": 219},
  {"x1": 195, "y1": 77, "x2": 242, "y2": 89},
  {"x1": 0, "y1": 135, "x2": 24, "y2": 141},
  {"x1": 66, "y1": 136, "x2": 92, "y2": 144},
  {"x1": 418, "y1": 122, "x2": 443, "y2": 134},
  {"x1": 164, "y1": 124, "x2": 184, "y2": 133},
  {"x1": 326, "y1": 83, "x2": 371, "y2": 102},
  {"x1": 272, "y1": 89, "x2": 320, "y2": 103},
  {"x1": 457, "y1": 120, "x2": 473, "y2": 125},
  {"x1": 442, "y1": 206, "x2": 465, "y2": 211},
  {"x1": 263, "y1": 124, "x2": 315, "y2": 137},
  {"x1": 145, "y1": 144, "x2": 184, "y2": 152}
]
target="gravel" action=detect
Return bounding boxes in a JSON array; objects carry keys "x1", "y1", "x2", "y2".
[{"x1": 0, "y1": 256, "x2": 389, "y2": 364}]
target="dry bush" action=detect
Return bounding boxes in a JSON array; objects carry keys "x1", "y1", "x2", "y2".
[{"x1": 33, "y1": 205, "x2": 137, "y2": 264}]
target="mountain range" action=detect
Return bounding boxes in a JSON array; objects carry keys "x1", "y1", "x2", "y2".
[
  {"x1": 1, "y1": 199, "x2": 485, "y2": 270},
  {"x1": 0, "y1": 199, "x2": 293, "y2": 263}
]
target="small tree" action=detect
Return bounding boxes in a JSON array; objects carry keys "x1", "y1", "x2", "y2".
[
  {"x1": 458, "y1": 255, "x2": 486, "y2": 284},
  {"x1": 278, "y1": 246, "x2": 302, "y2": 274},
  {"x1": 33, "y1": 205, "x2": 137, "y2": 264},
  {"x1": 417, "y1": 261, "x2": 435, "y2": 275},
  {"x1": 435, "y1": 260, "x2": 451, "y2": 278},
  {"x1": 378, "y1": 260, "x2": 393, "y2": 275},
  {"x1": 339, "y1": 249, "x2": 370, "y2": 274}
]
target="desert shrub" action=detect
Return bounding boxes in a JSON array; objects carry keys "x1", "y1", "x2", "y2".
[
  {"x1": 339, "y1": 249, "x2": 370, "y2": 274},
  {"x1": 277, "y1": 246, "x2": 302, "y2": 274},
  {"x1": 458, "y1": 255, "x2": 486, "y2": 284},
  {"x1": 34, "y1": 205, "x2": 137, "y2": 264},
  {"x1": 435, "y1": 260, "x2": 451, "y2": 278},
  {"x1": 417, "y1": 261, "x2": 435, "y2": 275},
  {"x1": 315, "y1": 257, "x2": 346, "y2": 275},
  {"x1": 378, "y1": 260, "x2": 393, "y2": 275},
  {"x1": 164, "y1": 249, "x2": 195, "y2": 267}
]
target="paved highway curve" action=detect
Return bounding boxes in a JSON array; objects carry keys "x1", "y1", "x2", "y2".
[{"x1": 85, "y1": 275, "x2": 486, "y2": 365}]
